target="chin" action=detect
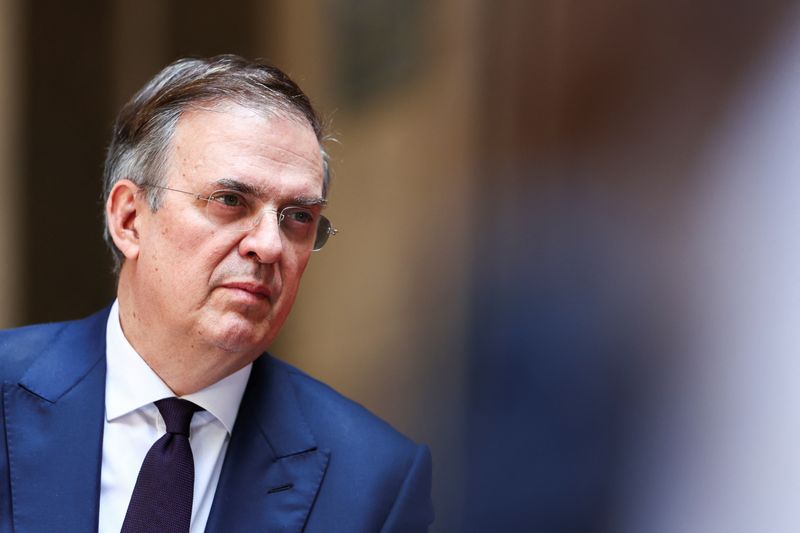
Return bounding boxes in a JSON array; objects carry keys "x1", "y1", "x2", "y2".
[{"x1": 204, "y1": 313, "x2": 273, "y2": 355}]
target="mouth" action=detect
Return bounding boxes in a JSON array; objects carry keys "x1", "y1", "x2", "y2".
[{"x1": 219, "y1": 281, "x2": 272, "y2": 302}]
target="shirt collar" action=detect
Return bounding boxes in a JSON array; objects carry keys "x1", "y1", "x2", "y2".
[{"x1": 105, "y1": 299, "x2": 252, "y2": 434}]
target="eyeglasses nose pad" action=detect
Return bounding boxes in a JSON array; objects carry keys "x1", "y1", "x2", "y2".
[
  {"x1": 250, "y1": 210, "x2": 265, "y2": 230},
  {"x1": 249, "y1": 208, "x2": 280, "y2": 231}
]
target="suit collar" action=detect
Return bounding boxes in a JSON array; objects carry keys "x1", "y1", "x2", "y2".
[
  {"x1": 17, "y1": 307, "x2": 317, "y2": 457},
  {"x1": 4, "y1": 307, "x2": 110, "y2": 533},
  {"x1": 248, "y1": 354, "x2": 318, "y2": 458},
  {"x1": 205, "y1": 354, "x2": 330, "y2": 532}
]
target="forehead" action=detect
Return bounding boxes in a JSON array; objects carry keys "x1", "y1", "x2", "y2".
[{"x1": 167, "y1": 103, "x2": 324, "y2": 196}]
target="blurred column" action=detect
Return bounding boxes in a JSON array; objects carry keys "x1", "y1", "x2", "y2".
[
  {"x1": 465, "y1": 1, "x2": 795, "y2": 532},
  {"x1": 0, "y1": 0, "x2": 22, "y2": 327},
  {"x1": 109, "y1": 0, "x2": 169, "y2": 111},
  {"x1": 621, "y1": 4, "x2": 800, "y2": 532},
  {"x1": 20, "y1": 0, "x2": 116, "y2": 323}
]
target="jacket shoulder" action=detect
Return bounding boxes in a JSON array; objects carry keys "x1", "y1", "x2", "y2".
[
  {"x1": 0, "y1": 321, "x2": 72, "y2": 382},
  {"x1": 0, "y1": 307, "x2": 110, "y2": 384},
  {"x1": 275, "y1": 357, "x2": 420, "y2": 455}
]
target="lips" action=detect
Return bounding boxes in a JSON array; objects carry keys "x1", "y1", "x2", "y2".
[{"x1": 219, "y1": 281, "x2": 272, "y2": 301}]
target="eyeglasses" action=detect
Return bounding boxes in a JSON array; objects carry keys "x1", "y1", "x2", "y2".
[{"x1": 144, "y1": 184, "x2": 338, "y2": 251}]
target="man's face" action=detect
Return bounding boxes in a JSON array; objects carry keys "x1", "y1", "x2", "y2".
[{"x1": 128, "y1": 103, "x2": 324, "y2": 364}]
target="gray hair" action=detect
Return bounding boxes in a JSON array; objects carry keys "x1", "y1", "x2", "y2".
[{"x1": 102, "y1": 54, "x2": 329, "y2": 272}]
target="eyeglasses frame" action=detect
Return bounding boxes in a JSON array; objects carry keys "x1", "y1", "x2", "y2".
[{"x1": 141, "y1": 183, "x2": 338, "y2": 251}]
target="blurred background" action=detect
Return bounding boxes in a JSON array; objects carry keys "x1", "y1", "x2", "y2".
[{"x1": 2, "y1": 0, "x2": 800, "y2": 531}]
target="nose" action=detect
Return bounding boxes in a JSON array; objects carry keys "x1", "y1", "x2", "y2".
[{"x1": 237, "y1": 209, "x2": 284, "y2": 264}]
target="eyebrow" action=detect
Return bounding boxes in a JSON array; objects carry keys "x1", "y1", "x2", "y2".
[
  {"x1": 293, "y1": 196, "x2": 327, "y2": 207},
  {"x1": 211, "y1": 178, "x2": 327, "y2": 207},
  {"x1": 212, "y1": 178, "x2": 264, "y2": 196}
]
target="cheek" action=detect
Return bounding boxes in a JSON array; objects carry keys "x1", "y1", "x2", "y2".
[
  {"x1": 141, "y1": 239, "x2": 212, "y2": 301},
  {"x1": 170, "y1": 225, "x2": 209, "y2": 255},
  {"x1": 168, "y1": 225, "x2": 232, "y2": 273},
  {"x1": 281, "y1": 254, "x2": 312, "y2": 294},
  {"x1": 296, "y1": 251, "x2": 313, "y2": 276}
]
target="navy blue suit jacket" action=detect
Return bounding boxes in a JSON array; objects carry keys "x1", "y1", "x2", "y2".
[{"x1": 0, "y1": 308, "x2": 433, "y2": 532}]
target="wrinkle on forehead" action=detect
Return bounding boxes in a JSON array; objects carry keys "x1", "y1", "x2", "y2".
[
  {"x1": 225, "y1": 139, "x2": 324, "y2": 173},
  {"x1": 171, "y1": 104, "x2": 324, "y2": 178},
  {"x1": 186, "y1": 99, "x2": 321, "y2": 158}
]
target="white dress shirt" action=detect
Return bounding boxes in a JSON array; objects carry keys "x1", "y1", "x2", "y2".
[{"x1": 98, "y1": 300, "x2": 252, "y2": 533}]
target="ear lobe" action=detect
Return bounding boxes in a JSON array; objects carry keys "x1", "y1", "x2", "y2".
[{"x1": 106, "y1": 179, "x2": 143, "y2": 260}]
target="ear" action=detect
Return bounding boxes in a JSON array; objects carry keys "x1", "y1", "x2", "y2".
[{"x1": 106, "y1": 179, "x2": 144, "y2": 261}]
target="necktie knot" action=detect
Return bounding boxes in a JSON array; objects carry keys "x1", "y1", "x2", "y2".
[{"x1": 155, "y1": 397, "x2": 201, "y2": 436}]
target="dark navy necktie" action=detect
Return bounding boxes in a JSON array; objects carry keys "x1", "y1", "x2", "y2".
[{"x1": 121, "y1": 398, "x2": 202, "y2": 533}]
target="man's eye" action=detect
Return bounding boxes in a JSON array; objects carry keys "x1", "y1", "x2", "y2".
[
  {"x1": 210, "y1": 191, "x2": 245, "y2": 207},
  {"x1": 286, "y1": 209, "x2": 314, "y2": 224}
]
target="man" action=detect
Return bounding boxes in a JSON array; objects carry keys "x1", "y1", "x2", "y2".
[{"x1": 0, "y1": 55, "x2": 433, "y2": 532}]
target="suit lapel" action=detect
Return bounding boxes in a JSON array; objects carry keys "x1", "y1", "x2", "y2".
[
  {"x1": 205, "y1": 355, "x2": 329, "y2": 533},
  {"x1": 3, "y1": 309, "x2": 108, "y2": 533}
]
